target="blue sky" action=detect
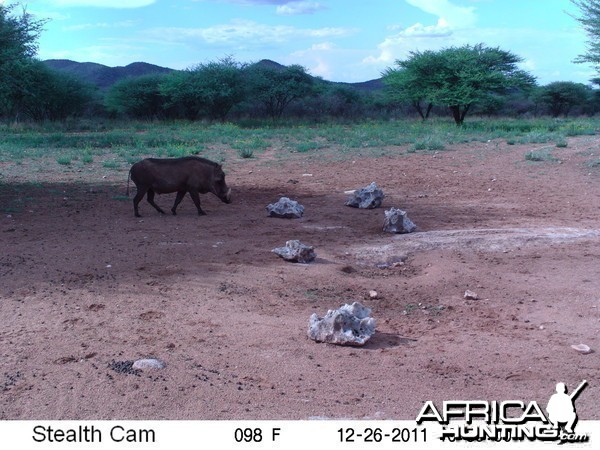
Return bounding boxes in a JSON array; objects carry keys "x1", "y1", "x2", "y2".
[{"x1": 2, "y1": 0, "x2": 595, "y2": 84}]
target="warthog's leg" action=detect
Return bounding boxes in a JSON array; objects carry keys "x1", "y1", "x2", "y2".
[
  {"x1": 188, "y1": 190, "x2": 206, "y2": 215},
  {"x1": 146, "y1": 189, "x2": 166, "y2": 215},
  {"x1": 171, "y1": 190, "x2": 186, "y2": 215},
  {"x1": 132, "y1": 186, "x2": 149, "y2": 217}
]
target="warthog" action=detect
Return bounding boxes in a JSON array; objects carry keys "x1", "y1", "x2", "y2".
[{"x1": 127, "y1": 156, "x2": 232, "y2": 217}]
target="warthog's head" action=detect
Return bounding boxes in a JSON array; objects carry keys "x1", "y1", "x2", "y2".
[{"x1": 213, "y1": 165, "x2": 232, "y2": 204}]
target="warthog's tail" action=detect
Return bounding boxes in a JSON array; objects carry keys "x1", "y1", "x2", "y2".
[{"x1": 126, "y1": 169, "x2": 131, "y2": 197}]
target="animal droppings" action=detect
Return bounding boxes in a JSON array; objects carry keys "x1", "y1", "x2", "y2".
[{"x1": 108, "y1": 360, "x2": 141, "y2": 376}]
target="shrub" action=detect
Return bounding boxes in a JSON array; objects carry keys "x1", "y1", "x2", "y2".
[{"x1": 237, "y1": 147, "x2": 254, "y2": 158}]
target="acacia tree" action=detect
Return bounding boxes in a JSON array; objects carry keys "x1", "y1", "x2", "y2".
[
  {"x1": 160, "y1": 57, "x2": 246, "y2": 121},
  {"x1": 382, "y1": 51, "x2": 437, "y2": 120},
  {"x1": 0, "y1": 4, "x2": 45, "y2": 119},
  {"x1": 245, "y1": 63, "x2": 315, "y2": 120},
  {"x1": 384, "y1": 44, "x2": 536, "y2": 125},
  {"x1": 571, "y1": 0, "x2": 600, "y2": 72},
  {"x1": 537, "y1": 81, "x2": 592, "y2": 117},
  {"x1": 105, "y1": 74, "x2": 168, "y2": 119},
  {"x1": 1, "y1": 5, "x2": 94, "y2": 120}
]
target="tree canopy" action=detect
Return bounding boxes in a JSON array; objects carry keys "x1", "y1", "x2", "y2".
[
  {"x1": 160, "y1": 57, "x2": 246, "y2": 122},
  {"x1": 536, "y1": 81, "x2": 592, "y2": 117},
  {"x1": 1, "y1": 5, "x2": 95, "y2": 120},
  {"x1": 383, "y1": 44, "x2": 536, "y2": 125},
  {"x1": 245, "y1": 63, "x2": 315, "y2": 120},
  {"x1": 571, "y1": 0, "x2": 600, "y2": 72},
  {"x1": 0, "y1": 4, "x2": 45, "y2": 119},
  {"x1": 105, "y1": 74, "x2": 166, "y2": 119}
]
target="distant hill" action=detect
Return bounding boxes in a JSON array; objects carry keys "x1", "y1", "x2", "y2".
[
  {"x1": 334, "y1": 78, "x2": 384, "y2": 92},
  {"x1": 42, "y1": 60, "x2": 174, "y2": 90},
  {"x1": 253, "y1": 59, "x2": 287, "y2": 71},
  {"x1": 42, "y1": 59, "x2": 383, "y2": 92},
  {"x1": 252, "y1": 59, "x2": 384, "y2": 92}
]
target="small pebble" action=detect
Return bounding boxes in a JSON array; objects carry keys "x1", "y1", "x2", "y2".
[
  {"x1": 570, "y1": 344, "x2": 592, "y2": 354},
  {"x1": 464, "y1": 290, "x2": 479, "y2": 300},
  {"x1": 369, "y1": 290, "x2": 378, "y2": 299}
]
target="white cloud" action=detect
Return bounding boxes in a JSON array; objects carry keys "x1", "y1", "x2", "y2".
[
  {"x1": 48, "y1": 0, "x2": 155, "y2": 8},
  {"x1": 276, "y1": 1, "x2": 325, "y2": 15},
  {"x1": 310, "y1": 42, "x2": 335, "y2": 51},
  {"x1": 193, "y1": 0, "x2": 325, "y2": 13},
  {"x1": 63, "y1": 20, "x2": 137, "y2": 31},
  {"x1": 145, "y1": 19, "x2": 355, "y2": 47},
  {"x1": 401, "y1": 20, "x2": 452, "y2": 38},
  {"x1": 363, "y1": 0, "x2": 477, "y2": 67},
  {"x1": 288, "y1": 42, "x2": 374, "y2": 82},
  {"x1": 405, "y1": 0, "x2": 476, "y2": 29}
]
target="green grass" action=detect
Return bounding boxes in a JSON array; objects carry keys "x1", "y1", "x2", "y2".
[
  {"x1": 412, "y1": 136, "x2": 446, "y2": 151},
  {"x1": 0, "y1": 117, "x2": 598, "y2": 178},
  {"x1": 237, "y1": 147, "x2": 254, "y2": 158},
  {"x1": 586, "y1": 159, "x2": 600, "y2": 168},
  {"x1": 555, "y1": 136, "x2": 568, "y2": 148},
  {"x1": 56, "y1": 155, "x2": 72, "y2": 165},
  {"x1": 294, "y1": 141, "x2": 325, "y2": 153},
  {"x1": 524, "y1": 148, "x2": 559, "y2": 162},
  {"x1": 102, "y1": 160, "x2": 121, "y2": 169}
]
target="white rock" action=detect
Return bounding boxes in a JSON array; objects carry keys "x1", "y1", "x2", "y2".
[
  {"x1": 570, "y1": 344, "x2": 592, "y2": 354},
  {"x1": 132, "y1": 358, "x2": 166, "y2": 370},
  {"x1": 345, "y1": 182, "x2": 384, "y2": 209},
  {"x1": 272, "y1": 240, "x2": 316, "y2": 263},
  {"x1": 369, "y1": 290, "x2": 378, "y2": 299},
  {"x1": 382, "y1": 208, "x2": 417, "y2": 234},
  {"x1": 308, "y1": 302, "x2": 376, "y2": 346},
  {"x1": 464, "y1": 290, "x2": 479, "y2": 300},
  {"x1": 266, "y1": 197, "x2": 304, "y2": 219}
]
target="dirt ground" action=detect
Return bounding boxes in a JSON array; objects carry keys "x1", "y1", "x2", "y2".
[{"x1": 1, "y1": 136, "x2": 599, "y2": 420}]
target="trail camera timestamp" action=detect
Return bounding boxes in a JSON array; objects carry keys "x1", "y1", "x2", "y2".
[{"x1": 338, "y1": 427, "x2": 427, "y2": 444}]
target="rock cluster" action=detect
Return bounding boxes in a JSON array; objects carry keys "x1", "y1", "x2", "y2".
[
  {"x1": 345, "y1": 182, "x2": 384, "y2": 209},
  {"x1": 308, "y1": 302, "x2": 376, "y2": 346},
  {"x1": 272, "y1": 240, "x2": 316, "y2": 263},
  {"x1": 382, "y1": 208, "x2": 417, "y2": 234},
  {"x1": 267, "y1": 197, "x2": 304, "y2": 218}
]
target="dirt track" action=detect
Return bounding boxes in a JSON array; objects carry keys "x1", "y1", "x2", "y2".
[{"x1": 1, "y1": 136, "x2": 599, "y2": 419}]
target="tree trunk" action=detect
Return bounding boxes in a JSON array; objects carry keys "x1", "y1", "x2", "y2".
[
  {"x1": 413, "y1": 101, "x2": 434, "y2": 121},
  {"x1": 449, "y1": 104, "x2": 471, "y2": 126},
  {"x1": 449, "y1": 105, "x2": 462, "y2": 125},
  {"x1": 425, "y1": 103, "x2": 433, "y2": 119},
  {"x1": 412, "y1": 101, "x2": 425, "y2": 120}
]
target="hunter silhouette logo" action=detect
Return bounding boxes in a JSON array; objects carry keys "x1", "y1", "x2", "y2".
[
  {"x1": 416, "y1": 380, "x2": 590, "y2": 443},
  {"x1": 546, "y1": 380, "x2": 587, "y2": 434}
]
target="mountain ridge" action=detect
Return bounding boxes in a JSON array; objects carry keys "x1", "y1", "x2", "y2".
[{"x1": 42, "y1": 59, "x2": 383, "y2": 92}]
